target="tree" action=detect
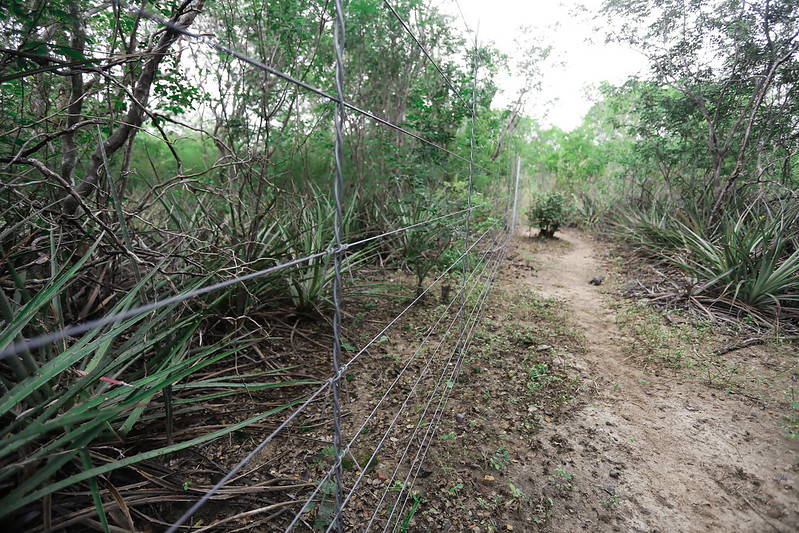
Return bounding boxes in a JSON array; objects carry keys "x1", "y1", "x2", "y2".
[
  {"x1": 601, "y1": 0, "x2": 799, "y2": 224},
  {"x1": 1, "y1": 0, "x2": 207, "y2": 218}
]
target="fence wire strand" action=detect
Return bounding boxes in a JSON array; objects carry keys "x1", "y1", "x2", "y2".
[
  {"x1": 3, "y1": 1, "x2": 524, "y2": 530},
  {"x1": 110, "y1": 0, "x2": 494, "y2": 174},
  {"x1": 381, "y1": 0, "x2": 472, "y2": 114},
  {"x1": 315, "y1": 258, "x2": 485, "y2": 531},
  {"x1": 382, "y1": 224, "x2": 508, "y2": 528},
  {"x1": 331, "y1": 228, "x2": 505, "y2": 531},
  {"x1": 164, "y1": 220, "x2": 502, "y2": 532},
  {"x1": 0, "y1": 197, "x2": 506, "y2": 361},
  {"x1": 165, "y1": 380, "x2": 332, "y2": 533},
  {"x1": 390, "y1": 242, "x2": 509, "y2": 530},
  {"x1": 380, "y1": 0, "x2": 500, "y2": 160},
  {"x1": 368, "y1": 238, "x2": 504, "y2": 531}
]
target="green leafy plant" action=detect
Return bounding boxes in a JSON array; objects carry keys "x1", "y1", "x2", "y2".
[
  {"x1": 525, "y1": 362, "x2": 556, "y2": 394},
  {"x1": 390, "y1": 188, "x2": 457, "y2": 298},
  {"x1": 306, "y1": 480, "x2": 339, "y2": 531},
  {"x1": 488, "y1": 446, "x2": 510, "y2": 471},
  {"x1": 670, "y1": 210, "x2": 799, "y2": 314},
  {"x1": 603, "y1": 495, "x2": 620, "y2": 508},
  {"x1": 278, "y1": 189, "x2": 373, "y2": 313},
  {"x1": 612, "y1": 200, "x2": 799, "y2": 318},
  {"x1": 0, "y1": 258, "x2": 316, "y2": 526},
  {"x1": 533, "y1": 495, "x2": 554, "y2": 524},
  {"x1": 400, "y1": 491, "x2": 422, "y2": 533},
  {"x1": 508, "y1": 482, "x2": 525, "y2": 499},
  {"x1": 780, "y1": 387, "x2": 799, "y2": 439},
  {"x1": 527, "y1": 192, "x2": 567, "y2": 238},
  {"x1": 548, "y1": 468, "x2": 573, "y2": 496},
  {"x1": 610, "y1": 200, "x2": 687, "y2": 254}
]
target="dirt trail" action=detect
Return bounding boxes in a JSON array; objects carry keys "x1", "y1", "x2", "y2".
[{"x1": 525, "y1": 229, "x2": 799, "y2": 532}]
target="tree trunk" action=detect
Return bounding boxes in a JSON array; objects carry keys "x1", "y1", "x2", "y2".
[{"x1": 62, "y1": 0, "x2": 206, "y2": 215}]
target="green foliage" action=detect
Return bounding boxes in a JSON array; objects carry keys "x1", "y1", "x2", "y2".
[
  {"x1": 610, "y1": 201, "x2": 687, "y2": 254},
  {"x1": 0, "y1": 0, "x2": 522, "y2": 527},
  {"x1": 601, "y1": 0, "x2": 799, "y2": 219},
  {"x1": 306, "y1": 480, "x2": 339, "y2": 531},
  {"x1": 389, "y1": 186, "x2": 458, "y2": 297},
  {"x1": 530, "y1": 126, "x2": 608, "y2": 192},
  {"x1": 0, "y1": 262, "x2": 316, "y2": 521},
  {"x1": 400, "y1": 491, "x2": 422, "y2": 533},
  {"x1": 671, "y1": 211, "x2": 799, "y2": 314},
  {"x1": 527, "y1": 192, "x2": 567, "y2": 238},
  {"x1": 279, "y1": 192, "x2": 363, "y2": 313},
  {"x1": 488, "y1": 446, "x2": 510, "y2": 471},
  {"x1": 547, "y1": 467, "x2": 572, "y2": 496},
  {"x1": 570, "y1": 193, "x2": 605, "y2": 228},
  {"x1": 780, "y1": 387, "x2": 799, "y2": 439},
  {"x1": 613, "y1": 199, "x2": 799, "y2": 318},
  {"x1": 603, "y1": 495, "x2": 621, "y2": 508}
]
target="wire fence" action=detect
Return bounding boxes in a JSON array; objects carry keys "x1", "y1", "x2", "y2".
[{"x1": 0, "y1": 0, "x2": 521, "y2": 530}]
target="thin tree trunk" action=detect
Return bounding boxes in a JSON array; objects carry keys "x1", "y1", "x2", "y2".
[
  {"x1": 59, "y1": 4, "x2": 86, "y2": 186},
  {"x1": 62, "y1": 0, "x2": 206, "y2": 215}
]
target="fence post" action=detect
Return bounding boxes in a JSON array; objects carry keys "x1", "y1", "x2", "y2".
[
  {"x1": 331, "y1": 1, "x2": 346, "y2": 531},
  {"x1": 510, "y1": 156, "x2": 521, "y2": 237}
]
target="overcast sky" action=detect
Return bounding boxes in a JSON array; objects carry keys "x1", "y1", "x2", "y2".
[{"x1": 445, "y1": 0, "x2": 648, "y2": 130}]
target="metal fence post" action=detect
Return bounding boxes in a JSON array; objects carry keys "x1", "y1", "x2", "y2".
[
  {"x1": 331, "y1": 0, "x2": 347, "y2": 531},
  {"x1": 510, "y1": 156, "x2": 521, "y2": 237}
]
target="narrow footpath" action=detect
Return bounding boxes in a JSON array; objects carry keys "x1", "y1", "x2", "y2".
[{"x1": 525, "y1": 229, "x2": 798, "y2": 533}]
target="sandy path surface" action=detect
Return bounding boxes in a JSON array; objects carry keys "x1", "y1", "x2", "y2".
[{"x1": 525, "y1": 229, "x2": 799, "y2": 532}]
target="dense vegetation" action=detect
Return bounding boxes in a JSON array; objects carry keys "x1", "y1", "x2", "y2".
[
  {"x1": 1, "y1": 0, "x2": 797, "y2": 530},
  {"x1": 526, "y1": 0, "x2": 799, "y2": 326},
  {"x1": 0, "y1": 0, "x2": 530, "y2": 529}
]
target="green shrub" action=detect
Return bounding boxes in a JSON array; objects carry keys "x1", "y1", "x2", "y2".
[
  {"x1": 527, "y1": 192, "x2": 567, "y2": 238},
  {"x1": 571, "y1": 193, "x2": 605, "y2": 228},
  {"x1": 612, "y1": 199, "x2": 799, "y2": 318}
]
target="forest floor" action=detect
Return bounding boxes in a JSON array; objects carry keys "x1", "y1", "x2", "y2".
[
  {"x1": 129, "y1": 228, "x2": 798, "y2": 533},
  {"x1": 408, "y1": 228, "x2": 799, "y2": 532}
]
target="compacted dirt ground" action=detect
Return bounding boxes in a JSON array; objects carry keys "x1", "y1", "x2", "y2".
[
  {"x1": 114, "y1": 227, "x2": 797, "y2": 532},
  {"x1": 412, "y1": 228, "x2": 799, "y2": 532},
  {"x1": 526, "y1": 229, "x2": 798, "y2": 532}
]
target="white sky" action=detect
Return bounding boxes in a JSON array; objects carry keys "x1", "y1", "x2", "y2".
[{"x1": 446, "y1": 0, "x2": 649, "y2": 130}]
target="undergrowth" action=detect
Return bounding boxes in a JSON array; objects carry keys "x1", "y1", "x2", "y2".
[
  {"x1": 611, "y1": 288, "x2": 799, "y2": 439},
  {"x1": 611, "y1": 197, "x2": 799, "y2": 324}
]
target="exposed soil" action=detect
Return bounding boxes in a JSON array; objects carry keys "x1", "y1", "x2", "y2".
[
  {"x1": 529, "y1": 229, "x2": 798, "y2": 532},
  {"x1": 409, "y1": 228, "x2": 799, "y2": 532},
  {"x1": 63, "y1": 228, "x2": 797, "y2": 532}
]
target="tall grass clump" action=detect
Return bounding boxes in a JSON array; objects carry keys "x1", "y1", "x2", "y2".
[
  {"x1": 613, "y1": 198, "x2": 799, "y2": 320},
  {"x1": 0, "y1": 247, "x2": 317, "y2": 528},
  {"x1": 610, "y1": 200, "x2": 691, "y2": 255}
]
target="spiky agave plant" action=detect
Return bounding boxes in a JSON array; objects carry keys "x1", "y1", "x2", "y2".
[
  {"x1": 278, "y1": 188, "x2": 372, "y2": 313},
  {"x1": 0, "y1": 244, "x2": 317, "y2": 529},
  {"x1": 670, "y1": 205, "x2": 799, "y2": 317},
  {"x1": 609, "y1": 200, "x2": 685, "y2": 255}
]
